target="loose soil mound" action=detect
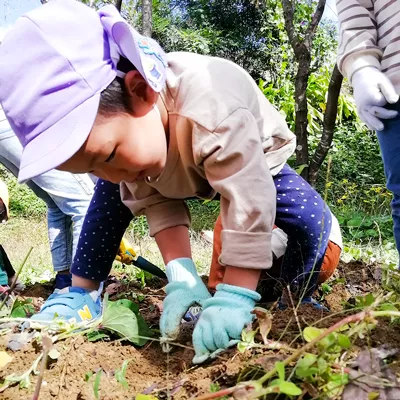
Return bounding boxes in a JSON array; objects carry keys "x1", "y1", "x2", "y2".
[{"x1": 1, "y1": 260, "x2": 400, "y2": 399}]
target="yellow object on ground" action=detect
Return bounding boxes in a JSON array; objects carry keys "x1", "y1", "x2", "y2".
[{"x1": 116, "y1": 237, "x2": 137, "y2": 264}]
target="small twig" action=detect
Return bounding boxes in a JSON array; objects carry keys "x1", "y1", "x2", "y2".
[
  {"x1": 32, "y1": 334, "x2": 52, "y2": 400},
  {"x1": 287, "y1": 287, "x2": 304, "y2": 342},
  {"x1": 0, "y1": 247, "x2": 33, "y2": 312},
  {"x1": 194, "y1": 383, "x2": 256, "y2": 400}
]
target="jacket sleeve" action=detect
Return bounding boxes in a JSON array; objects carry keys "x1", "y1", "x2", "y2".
[
  {"x1": 336, "y1": 0, "x2": 382, "y2": 81},
  {"x1": 120, "y1": 181, "x2": 191, "y2": 237},
  {"x1": 198, "y1": 108, "x2": 275, "y2": 270}
]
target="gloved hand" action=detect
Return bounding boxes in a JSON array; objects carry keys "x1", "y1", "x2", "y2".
[
  {"x1": 352, "y1": 66, "x2": 399, "y2": 131},
  {"x1": 192, "y1": 283, "x2": 261, "y2": 364},
  {"x1": 160, "y1": 258, "x2": 211, "y2": 341},
  {"x1": 115, "y1": 237, "x2": 136, "y2": 264}
]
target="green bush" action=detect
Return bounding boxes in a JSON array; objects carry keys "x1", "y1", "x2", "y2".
[{"x1": 0, "y1": 165, "x2": 46, "y2": 218}]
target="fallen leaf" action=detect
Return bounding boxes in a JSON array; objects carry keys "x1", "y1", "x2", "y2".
[
  {"x1": 342, "y1": 346, "x2": 400, "y2": 400},
  {"x1": 7, "y1": 332, "x2": 35, "y2": 352},
  {"x1": 0, "y1": 351, "x2": 12, "y2": 369},
  {"x1": 48, "y1": 348, "x2": 60, "y2": 360},
  {"x1": 252, "y1": 307, "x2": 272, "y2": 344},
  {"x1": 105, "y1": 282, "x2": 122, "y2": 296}
]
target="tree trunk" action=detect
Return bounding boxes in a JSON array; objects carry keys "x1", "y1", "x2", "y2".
[
  {"x1": 142, "y1": 0, "x2": 153, "y2": 37},
  {"x1": 294, "y1": 51, "x2": 311, "y2": 176},
  {"x1": 281, "y1": 0, "x2": 326, "y2": 181},
  {"x1": 115, "y1": 0, "x2": 123, "y2": 12},
  {"x1": 308, "y1": 64, "x2": 343, "y2": 186}
]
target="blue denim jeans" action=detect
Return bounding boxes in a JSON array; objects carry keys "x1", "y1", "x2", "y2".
[
  {"x1": 377, "y1": 101, "x2": 400, "y2": 259},
  {"x1": 0, "y1": 115, "x2": 94, "y2": 272}
]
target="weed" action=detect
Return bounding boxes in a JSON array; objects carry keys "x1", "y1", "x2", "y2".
[{"x1": 115, "y1": 359, "x2": 130, "y2": 390}]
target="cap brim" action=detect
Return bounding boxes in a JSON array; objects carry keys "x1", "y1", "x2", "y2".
[{"x1": 18, "y1": 94, "x2": 100, "y2": 183}]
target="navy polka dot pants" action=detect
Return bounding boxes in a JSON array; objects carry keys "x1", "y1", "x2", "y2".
[
  {"x1": 71, "y1": 179, "x2": 132, "y2": 281},
  {"x1": 273, "y1": 164, "x2": 331, "y2": 297}
]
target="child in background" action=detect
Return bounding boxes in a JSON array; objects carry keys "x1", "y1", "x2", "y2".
[{"x1": 0, "y1": 0, "x2": 332, "y2": 363}]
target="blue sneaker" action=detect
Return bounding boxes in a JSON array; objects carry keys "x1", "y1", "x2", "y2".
[
  {"x1": 31, "y1": 287, "x2": 101, "y2": 323},
  {"x1": 278, "y1": 296, "x2": 329, "y2": 312},
  {"x1": 55, "y1": 273, "x2": 72, "y2": 290}
]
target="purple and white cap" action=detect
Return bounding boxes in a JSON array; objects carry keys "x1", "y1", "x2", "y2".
[{"x1": 0, "y1": 0, "x2": 167, "y2": 183}]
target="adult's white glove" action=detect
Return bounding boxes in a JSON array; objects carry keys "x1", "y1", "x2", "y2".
[{"x1": 352, "y1": 66, "x2": 399, "y2": 131}]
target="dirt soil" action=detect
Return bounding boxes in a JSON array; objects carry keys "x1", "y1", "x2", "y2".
[{"x1": 1, "y1": 260, "x2": 400, "y2": 399}]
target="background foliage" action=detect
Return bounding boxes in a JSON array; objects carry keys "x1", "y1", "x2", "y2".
[{"x1": 2, "y1": 0, "x2": 391, "y2": 243}]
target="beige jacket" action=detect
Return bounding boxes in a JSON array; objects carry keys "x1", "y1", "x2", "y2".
[
  {"x1": 337, "y1": 0, "x2": 400, "y2": 91},
  {"x1": 121, "y1": 52, "x2": 296, "y2": 270}
]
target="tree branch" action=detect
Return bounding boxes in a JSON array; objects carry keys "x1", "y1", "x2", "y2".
[
  {"x1": 115, "y1": 0, "x2": 123, "y2": 12},
  {"x1": 281, "y1": 0, "x2": 298, "y2": 49},
  {"x1": 306, "y1": 0, "x2": 326, "y2": 38},
  {"x1": 308, "y1": 64, "x2": 343, "y2": 185}
]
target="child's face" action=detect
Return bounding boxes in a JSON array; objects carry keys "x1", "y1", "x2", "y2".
[{"x1": 58, "y1": 105, "x2": 168, "y2": 184}]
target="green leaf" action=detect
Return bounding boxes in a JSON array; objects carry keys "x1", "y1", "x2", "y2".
[
  {"x1": 320, "y1": 333, "x2": 337, "y2": 349},
  {"x1": 113, "y1": 299, "x2": 139, "y2": 314},
  {"x1": 347, "y1": 216, "x2": 363, "y2": 227},
  {"x1": 296, "y1": 365, "x2": 318, "y2": 378},
  {"x1": 297, "y1": 353, "x2": 317, "y2": 368},
  {"x1": 295, "y1": 164, "x2": 308, "y2": 175},
  {"x1": 115, "y1": 360, "x2": 130, "y2": 390},
  {"x1": 104, "y1": 299, "x2": 152, "y2": 346},
  {"x1": 318, "y1": 357, "x2": 328, "y2": 374},
  {"x1": 87, "y1": 331, "x2": 109, "y2": 342},
  {"x1": 303, "y1": 327, "x2": 324, "y2": 343},
  {"x1": 19, "y1": 374, "x2": 31, "y2": 389},
  {"x1": 278, "y1": 381, "x2": 302, "y2": 396},
  {"x1": 84, "y1": 371, "x2": 93, "y2": 382},
  {"x1": 11, "y1": 299, "x2": 35, "y2": 318},
  {"x1": 237, "y1": 341, "x2": 250, "y2": 353},
  {"x1": 102, "y1": 302, "x2": 139, "y2": 343},
  {"x1": 93, "y1": 369, "x2": 102, "y2": 400},
  {"x1": 337, "y1": 334, "x2": 351, "y2": 349},
  {"x1": 136, "y1": 395, "x2": 158, "y2": 400},
  {"x1": 296, "y1": 353, "x2": 318, "y2": 377},
  {"x1": 326, "y1": 373, "x2": 348, "y2": 396},
  {"x1": 241, "y1": 328, "x2": 256, "y2": 344},
  {"x1": 368, "y1": 392, "x2": 380, "y2": 400},
  {"x1": 275, "y1": 361, "x2": 285, "y2": 381},
  {"x1": 379, "y1": 303, "x2": 398, "y2": 312}
]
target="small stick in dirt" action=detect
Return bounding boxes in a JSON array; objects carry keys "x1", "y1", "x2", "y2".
[
  {"x1": 286, "y1": 286, "x2": 304, "y2": 342},
  {"x1": 32, "y1": 334, "x2": 53, "y2": 400},
  {"x1": 0, "y1": 247, "x2": 33, "y2": 312}
]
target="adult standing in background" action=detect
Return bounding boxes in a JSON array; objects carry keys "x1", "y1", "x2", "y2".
[{"x1": 336, "y1": 0, "x2": 400, "y2": 261}]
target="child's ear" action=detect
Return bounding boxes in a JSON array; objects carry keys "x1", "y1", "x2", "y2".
[{"x1": 124, "y1": 70, "x2": 158, "y2": 117}]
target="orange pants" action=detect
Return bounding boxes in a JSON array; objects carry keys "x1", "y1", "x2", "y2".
[{"x1": 208, "y1": 215, "x2": 341, "y2": 290}]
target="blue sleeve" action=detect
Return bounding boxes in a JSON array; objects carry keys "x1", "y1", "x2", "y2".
[{"x1": 71, "y1": 179, "x2": 133, "y2": 281}]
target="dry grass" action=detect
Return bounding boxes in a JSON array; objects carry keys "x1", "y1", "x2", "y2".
[
  {"x1": 0, "y1": 217, "x2": 53, "y2": 284},
  {"x1": 0, "y1": 217, "x2": 213, "y2": 284}
]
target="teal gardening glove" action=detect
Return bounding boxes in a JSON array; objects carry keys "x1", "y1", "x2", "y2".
[
  {"x1": 192, "y1": 283, "x2": 261, "y2": 364},
  {"x1": 160, "y1": 258, "x2": 211, "y2": 341}
]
